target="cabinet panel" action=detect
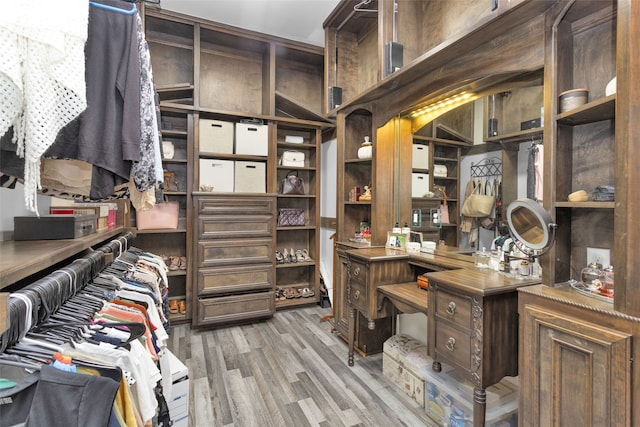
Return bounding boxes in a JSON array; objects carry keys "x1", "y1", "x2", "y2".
[
  {"x1": 197, "y1": 264, "x2": 273, "y2": 296},
  {"x1": 197, "y1": 291, "x2": 275, "y2": 326},
  {"x1": 197, "y1": 238, "x2": 273, "y2": 268},
  {"x1": 521, "y1": 303, "x2": 631, "y2": 427}
]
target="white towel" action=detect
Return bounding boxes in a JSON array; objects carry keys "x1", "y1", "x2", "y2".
[{"x1": 285, "y1": 135, "x2": 304, "y2": 144}]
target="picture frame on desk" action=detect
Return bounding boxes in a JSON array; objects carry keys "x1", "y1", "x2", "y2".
[{"x1": 386, "y1": 232, "x2": 409, "y2": 249}]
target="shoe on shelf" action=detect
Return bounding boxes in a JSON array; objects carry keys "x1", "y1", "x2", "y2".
[
  {"x1": 283, "y1": 248, "x2": 291, "y2": 263},
  {"x1": 301, "y1": 248, "x2": 312, "y2": 262},
  {"x1": 290, "y1": 248, "x2": 297, "y2": 263},
  {"x1": 169, "y1": 256, "x2": 180, "y2": 271},
  {"x1": 295, "y1": 250, "x2": 305, "y2": 263},
  {"x1": 178, "y1": 299, "x2": 186, "y2": 314},
  {"x1": 284, "y1": 288, "x2": 299, "y2": 299},
  {"x1": 276, "y1": 251, "x2": 284, "y2": 264},
  {"x1": 161, "y1": 254, "x2": 170, "y2": 267},
  {"x1": 179, "y1": 256, "x2": 187, "y2": 270},
  {"x1": 169, "y1": 299, "x2": 179, "y2": 314}
]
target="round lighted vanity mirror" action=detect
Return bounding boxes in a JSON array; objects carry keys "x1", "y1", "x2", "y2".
[{"x1": 506, "y1": 198, "x2": 556, "y2": 252}]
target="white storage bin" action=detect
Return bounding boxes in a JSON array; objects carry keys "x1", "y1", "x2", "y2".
[
  {"x1": 234, "y1": 161, "x2": 266, "y2": 193},
  {"x1": 412, "y1": 173, "x2": 430, "y2": 198},
  {"x1": 199, "y1": 119, "x2": 234, "y2": 154},
  {"x1": 235, "y1": 122, "x2": 268, "y2": 156},
  {"x1": 199, "y1": 159, "x2": 234, "y2": 192},
  {"x1": 423, "y1": 365, "x2": 519, "y2": 427},
  {"x1": 412, "y1": 144, "x2": 429, "y2": 169},
  {"x1": 382, "y1": 335, "x2": 432, "y2": 408}
]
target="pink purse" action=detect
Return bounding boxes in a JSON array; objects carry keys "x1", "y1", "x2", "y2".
[{"x1": 136, "y1": 200, "x2": 179, "y2": 230}]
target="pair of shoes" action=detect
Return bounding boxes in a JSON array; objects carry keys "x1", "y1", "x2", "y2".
[
  {"x1": 294, "y1": 249, "x2": 312, "y2": 263},
  {"x1": 178, "y1": 300, "x2": 186, "y2": 314},
  {"x1": 169, "y1": 256, "x2": 180, "y2": 271},
  {"x1": 298, "y1": 287, "x2": 315, "y2": 298},
  {"x1": 283, "y1": 248, "x2": 297, "y2": 263},
  {"x1": 276, "y1": 251, "x2": 285, "y2": 264},
  {"x1": 161, "y1": 254, "x2": 170, "y2": 267},
  {"x1": 283, "y1": 288, "x2": 300, "y2": 299},
  {"x1": 179, "y1": 256, "x2": 187, "y2": 270},
  {"x1": 275, "y1": 287, "x2": 286, "y2": 301},
  {"x1": 169, "y1": 299, "x2": 179, "y2": 313}
]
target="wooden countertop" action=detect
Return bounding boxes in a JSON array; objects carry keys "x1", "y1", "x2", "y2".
[
  {"x1": 0, "y1": 226, "x2": 126, "y2": 289},
  {"x1": 426, "y1": 268, "x2": 540, "y2": 297}
]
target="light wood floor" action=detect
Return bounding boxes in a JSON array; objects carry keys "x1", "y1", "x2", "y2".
[{"x1": 167, "y1": 305, "x2": 438, "y2": 427}]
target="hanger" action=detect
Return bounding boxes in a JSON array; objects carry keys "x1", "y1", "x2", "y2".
[{"x1": 89, "y1": 1, "x2": 137, "y2": 15}]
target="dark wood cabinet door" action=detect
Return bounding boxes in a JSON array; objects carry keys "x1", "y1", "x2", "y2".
[{"x1": 520, "y1": 304, "x2": 631, "y2": 427}]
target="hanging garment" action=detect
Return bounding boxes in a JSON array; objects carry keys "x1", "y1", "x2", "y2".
[
  {"x1": 527, "y1": 143, "x2": 537, "y2": 200},
  {"x1": 535, "y1": 144, "x2": 544, "y2": 202},
  {"x1": 45, "y1": 0, "x2": 142, "y2": 200},
  {"x1": 0, "y1": 0, "x2": 89, "y2": 212},
  {"x1": 131, "y1": 13, "x2": 162, "y2": 193}
]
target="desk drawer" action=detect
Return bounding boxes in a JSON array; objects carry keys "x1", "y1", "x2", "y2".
[
  {"x1": 435, "y1": 289, "x2": 471, "y2": 329},
  {"x1": 435, "y1": 321, "x2": 471, "y2": 370},
  {"x1": 197, "y1": 264, "x2": 273, "y2": 296},
  {"x1": 348, "y1": 260, "x2": 369, "y2": 313}
]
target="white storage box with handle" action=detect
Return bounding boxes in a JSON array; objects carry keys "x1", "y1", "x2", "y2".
[
  {"x1": 412, "y1": 173, "x2": 430, "y2": 198},
  {"x1": 234, "y1": 161, "x2": 266, "y2": 193},
  {"x1": 235, "y1": 121, "x2": 268, "y2": 156},
  {"x1": 199, "y1": 159, "x2": 234, "y2": 192},
  {"x1": 199, "y1": 119, "x2": 234, "y2": 154},
  {"x1": 412, "y1": 144, "x2": 429, "y2": 169}
]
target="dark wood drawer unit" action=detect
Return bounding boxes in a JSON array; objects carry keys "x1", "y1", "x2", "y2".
[
  {"x1": 192, "y1": 194, "x2": 276, "y2": 327},
  {"x1": 435, "y1": 289, "x2": 472, "y2": 329},
  {"x1": 345, "y1": 247, "x2": 414, "y2": 365}
]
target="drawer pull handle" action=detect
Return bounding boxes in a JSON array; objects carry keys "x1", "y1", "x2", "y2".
[
  {"x1": 446, "y1": 337, "x2": 456, "y2": 351},
  {"x1": 353, "y1": 290, "x2": 360, "y2": 300},
  {"x1": 353, "y1": 267, "x2": 361, "y2": 276},
  {"x1": 446, "y1": 301, "x2": 456, "y2": 315}
]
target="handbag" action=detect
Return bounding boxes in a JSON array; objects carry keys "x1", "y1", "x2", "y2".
[
  {"x1": 435, "y1": 185, "x2": 450, "y2": 224},
  {"x1": 277, "y1": 208, "x2": 305, "y2": 226},
  {"x1": 279, "y1": 151, "x2": 305, "y2": 167},
  {"x1": 136, "y1": 199, "x2": 179, "y2": 230},
  {"x1": 280, "y1": 171, "x2": 305, "y2": 195},
  {"x1": 461, "y1": 181, "x2": 495, "y2": 217}
]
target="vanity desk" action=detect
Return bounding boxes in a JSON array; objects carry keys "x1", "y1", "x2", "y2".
[
  {"x1": 344, "y1": 246, "x2": 540, "y2": 427},
  {"x1": 344, "y1": 246, "x2": 478, "y2": 366},
  {"x1": 426, "y1": 268, "x2": 539, "y2": 427}
]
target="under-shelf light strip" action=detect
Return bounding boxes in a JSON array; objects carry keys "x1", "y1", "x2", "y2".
[{"x1": 410, "y1": 91, "x2": 478, "y2": 119}]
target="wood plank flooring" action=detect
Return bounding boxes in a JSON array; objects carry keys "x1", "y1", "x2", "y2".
[{"x1": 167, "y1": 305, "x2": 438, "y2": 427}]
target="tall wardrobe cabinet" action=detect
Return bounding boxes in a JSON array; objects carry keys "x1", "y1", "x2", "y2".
[{"x1": 140, "y1": 6, "x2": 330, "y2": 326}]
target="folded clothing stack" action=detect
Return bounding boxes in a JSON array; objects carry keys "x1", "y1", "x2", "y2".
[{"x1": 592, "y1": 185, "x2": 615, "y2": 201}]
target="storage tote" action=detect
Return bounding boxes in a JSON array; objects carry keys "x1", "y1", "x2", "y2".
[
  {"x1": 234, "y1": 161, "x2": 266, "y2": 193},
  {"x1": 199, "y1": 119, "x2": 234, "y2": 154},
  {"x1": 235, "y1": 122, "x2": 268, "y2": 156},
  {"x1": 199, "y1": 159, "x2": 234, "y2": 192}
]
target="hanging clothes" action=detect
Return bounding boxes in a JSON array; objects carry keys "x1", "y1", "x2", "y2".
[
  {"x1": 45, "y1": 0, "x2": 142, "y2": 200},
  {"x1": 0, "y1": 0, "x2": 89, "y2": 212}
]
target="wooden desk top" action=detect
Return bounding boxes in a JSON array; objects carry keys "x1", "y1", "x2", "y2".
[
  {"x1": 426, "y1": 268, "x2": 540, "y2": 297},
  {"x1": 378, "y1": 282, "x2": 428, "y2": 314}
]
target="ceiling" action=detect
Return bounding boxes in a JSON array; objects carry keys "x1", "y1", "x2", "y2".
[{"x1": 158, "y1": 0, "x2": 341, "y2": 47}]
